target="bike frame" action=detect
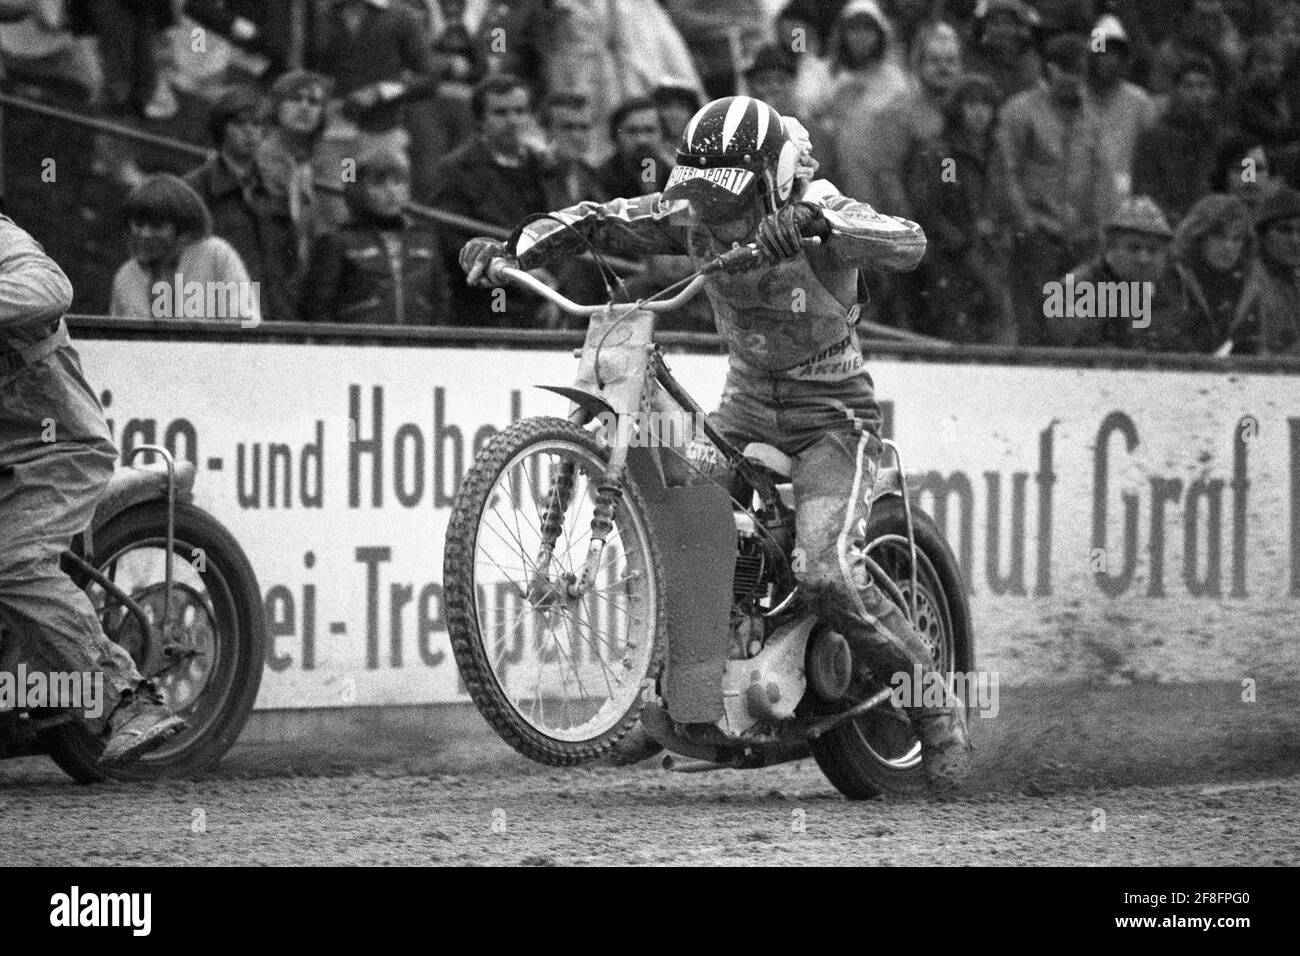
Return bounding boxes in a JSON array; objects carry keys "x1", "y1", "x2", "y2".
[{"x1": 494, "y1": 260, "x2": 919, "y2": 630}]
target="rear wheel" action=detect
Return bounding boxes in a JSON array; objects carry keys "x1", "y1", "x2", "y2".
[
  {"x1": 43, "y1": 501, "x2": 265, "y2": 782},
  {"x1": 443, "y1": 417, "x2": 665, "y2": 766},
  {"x1": 810, "y1": 496, "x2": 973, "y2": 799}
]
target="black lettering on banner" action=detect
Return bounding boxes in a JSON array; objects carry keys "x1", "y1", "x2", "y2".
[
  {"x1": 350, "y1": 385, "x2": 384, "y2": 508},
  {"x1": 1092, "y1": 411, "x2": 1139, "y2": 597}
]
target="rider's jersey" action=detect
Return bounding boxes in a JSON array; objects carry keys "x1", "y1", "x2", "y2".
[{"x1": 513, "y1": 179, "x2": 926, "y2": 380}]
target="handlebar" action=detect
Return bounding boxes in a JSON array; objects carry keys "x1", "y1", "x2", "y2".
[{"x1": 485, "y1": 237, "x2": 821, "y2": 318}]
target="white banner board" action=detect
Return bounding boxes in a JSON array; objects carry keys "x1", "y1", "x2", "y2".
[{"x1": 76, "y1": 340, "x2": 1300, "y2": 707}]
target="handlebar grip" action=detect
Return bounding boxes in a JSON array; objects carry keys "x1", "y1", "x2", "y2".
[
  {"x1": 700, "y1": 237, "x2": 823, "y2": 276},
  {"x1": 485, "y1": 257, "x2": 513, "y2": 285}
]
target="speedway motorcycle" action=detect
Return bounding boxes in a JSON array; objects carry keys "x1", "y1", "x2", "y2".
[
  {"x1": 0, "y1": 445, "x2": 265, "y2": 781},
  {"x1": 444, "y1": 245, "x2": 972, "y2": 798}
]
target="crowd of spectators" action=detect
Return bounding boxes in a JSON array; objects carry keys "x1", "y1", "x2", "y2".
[{"x1": 3, "y1": 0, "x2": 1300, "y2": 355}]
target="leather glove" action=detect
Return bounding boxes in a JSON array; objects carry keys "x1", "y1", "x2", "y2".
[
  {"x1": 756, "y1": 202, "x2": 823, "y2": 262},
  {"x1": 460, "y1": 238, "x2": 516, "y2": 287}
]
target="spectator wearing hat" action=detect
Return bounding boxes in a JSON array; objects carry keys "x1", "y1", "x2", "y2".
[
  {"x1": 1253, "y1": 185, "x2": 1300, "y2": 353},
  {"x1": 1133, "y1": 56, "x2": 1227, "y2": 227},
  {"x1": 1084, "y1": 14, "x2": 1159, "y2": 198},
  {"x1": 185, "y1": 85, "x2": 301, "y2": 322},
  {"x1": 1168, "y1": 193, "x2": 1267, "y2": 355},
  {"x1": 255, "y1": 70, "x2": 332, "y2": 270},
  {"x1": 300, "y1": 147, "x2": 449, "y2": 325},
  {"x1": 110, "y1": 174, "x2": 259, "y2": 325},
  {"x1": 908, "y1": 72, "x2": 1017, "y2": 344},
  {"x1": 999, "y1": 32, "x2": 1117, "y2": 344},
  {"x1": 965, "y1": 0, "x2": 1042, "y2": 103},
  {"x1": 1046, "y1": 196, "x2": 1183, "y2": 349}
]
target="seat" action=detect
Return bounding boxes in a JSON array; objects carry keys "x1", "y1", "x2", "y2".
[{"x1": 741, "y1": 442, "x2": 793, "y2": 480}]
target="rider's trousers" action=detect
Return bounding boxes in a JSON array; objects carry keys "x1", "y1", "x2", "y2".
[
  {"x1": 0, "y1": 346, "x2": 142, "y2": 718},
  {"x1": 710, "y1": 364, "x2": 941, "y2": 691}
]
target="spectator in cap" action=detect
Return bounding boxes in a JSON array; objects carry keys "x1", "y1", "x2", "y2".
[
  {"x1": 255, "y1": 70, "x2": 332, "y2": 268},
  {"x1": 742, "y1": 45, "x2": 798, "y2": 116},
  {"x1": 1133, "y1": 56, "x2": 1226, "y2": 226},
  {"x1": 1084, "y1": 13, "x2": 1159, "y2": 198},
  {"x1": 1212, "y1": 133, "x2": 1283, "y2": 213},
  {"x1": 1253, "y1": 185, "x2": 1300, "y2": 353},
  {"x1": 999, "y1": 32, "x2": 1117, "y2": 343},
  {"x1": 1168, "y1": 193, "x2": 1267, "y2": 354},
  {"x1": 908, "y1": 72, "x2": 1017, "y2": 344},
  {"x1": 110, "y1": 174, "x2": 260, "y2": 325},
  {"x1": 185, "y1": 85, "x2": 301, "y2": 322},
  {"x1": 965, "y1": 0, "x2": 1042, "y2": 102},
  {"x1": 1046, "y1": 196, "x2": 1183, "y2": 349},
  {"x1": 301, "y1": 146, "x2": 450, "y2": 326}
]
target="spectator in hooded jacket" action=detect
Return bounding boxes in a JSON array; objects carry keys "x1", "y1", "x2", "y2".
[
  {"x1": 1252, "y1": 184, "x2": 1300, "y2": 353},
  {"x1": 110, "y1": 174, "x2": 260, "y2": 325},
  {"x1": 813, "y1": 1, "x2": 911, "y2": 202},
  {"x1": 301, "y1": 146, "x2": 450, "y2": 326},
  {"x1": 1147, "y1": 0, "x2": 1246, "y2": 95}
]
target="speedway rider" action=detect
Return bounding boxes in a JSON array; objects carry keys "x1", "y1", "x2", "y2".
[
  {"x1": 461, "y1": 95, "x2": 971, "y2": 789},
  {"x1": 0, "y1": 214, "x2": 185, "y2": 765}
]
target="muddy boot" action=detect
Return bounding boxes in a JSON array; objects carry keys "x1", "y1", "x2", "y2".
[
  {"x1": 101, "y1": 683, "x2": 186, "y2": 766},
  {"x1": 606, "y1": 721, "x2": 664, "y2": 766},
  {"x1": 910, "y1": 704, "x2": 972, "y2": 793}
]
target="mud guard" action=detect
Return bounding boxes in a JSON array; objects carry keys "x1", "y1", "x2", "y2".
[{"x1": 625, "y1": 445, "x2": 734, "y2": 723}]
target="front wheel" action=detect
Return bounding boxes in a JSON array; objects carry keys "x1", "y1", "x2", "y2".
[
  {"x1": 44, "y1": 501, "x2": 266, "y2": 782},
  {"x1": 443, "y1": 417, "x2": 666, "y2": 766},
  {"x1": 810, "y1": 495, "x2": 974, "y2": 799}
]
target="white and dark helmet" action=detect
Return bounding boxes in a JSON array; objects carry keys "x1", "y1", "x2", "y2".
[{"x1": 661, "y1": 96, "x2": 800, "y2": 218}]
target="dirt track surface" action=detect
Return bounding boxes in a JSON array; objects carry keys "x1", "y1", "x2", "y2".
[{"x1": 2, "y1": 683, "x2": 1298, "y2": 866}]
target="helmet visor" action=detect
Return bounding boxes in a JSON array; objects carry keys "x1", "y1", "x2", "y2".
[{"x1": 661, "y1": 165, "x2": 760, "y2": 217}]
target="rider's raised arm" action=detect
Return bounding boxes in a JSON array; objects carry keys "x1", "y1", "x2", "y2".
[
  {"x1": 513, "y1": 194, "x2": 689, "y2": 270},
  {"x1": 0, "y1": 215, "x2": 74, "y2": 328},
  {"x1": 801, "y1": 180, "x2": 927, "y2": 275}
]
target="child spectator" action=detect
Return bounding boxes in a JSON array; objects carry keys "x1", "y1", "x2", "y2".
[
  {"x1": 110, "y1": 174, "x2": 260, "y2": 325},
  {"x1": 301, "y1": 147, "x2": 449, "y2": 325},
  {"x1": 1213, "y1": 133, "x2": 1284, "y2": 213}
]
